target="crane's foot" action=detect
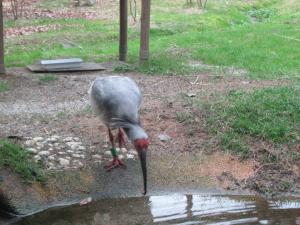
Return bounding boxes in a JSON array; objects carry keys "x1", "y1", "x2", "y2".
[{"x1": 104, "y1": 157, "x2": 126, "y2": 171}]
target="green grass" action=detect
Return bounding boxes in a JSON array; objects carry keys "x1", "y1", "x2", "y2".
[
  {"x1": 0, "y1": 81, "x2": 9, "y2": 92},
  {"x1": 0, "y1": 139, "x2": 46, "y2": 183},
  {"x1": 206, "y1": 86, "x2": 300, "y2": 157},
  {"x1": 39, "y1": 74, "x2": 57, "y2": 83},
  {"x1": 3, "y1": 0, "x2": 300, "y2": 79}
]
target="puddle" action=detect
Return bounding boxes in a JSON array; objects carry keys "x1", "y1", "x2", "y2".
[{"x1": 5, "y1": 194, "x2": 300, "y2": 225}]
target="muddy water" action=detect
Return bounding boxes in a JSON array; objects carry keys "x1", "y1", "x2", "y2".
[{"x1": 7, "y1": 194, "x2": 300, "y2": 225}]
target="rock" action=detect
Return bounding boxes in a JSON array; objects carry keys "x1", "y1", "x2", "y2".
[
  {"x1": 24, "y1": 140, "x2": 35, "y2": 146},
  {"x1": 92, "y1": 154, "x2": 102, "y2": 160},
  {"x1": 104, "y1": 151, "x2": 112, "y2": 156},
  {"x1": 67, "y1": 150, "x2": 74, "y2": 153},
  {"x1": 58, "y1": 151, "x2": 66, "y2": 155},
  {"x1": 54, "y1": 143, "x2": 60, "y2": 147},
  {"x1": 126, "y1": 154, "x2": 135, "y2": 159},
  {"x1": 72, "y1": 154, "x2": 85, "y2": 159},
  {"x1": 38, "y1": 151, "x2": 50, "y2": 156},
  {"x1": 81, "y1": 0, "x2": 96, "y2": 6},
  {"x1": 116, "y1": 147, "x2": 120, "y2": 152},
  {"x1": 103, "y1": 144, "x2": 108, "y2": 148},
  {"x1": 128, "y1": 150, "x2": 137, "y2": 156},
  {"x1": 59, "y1": 158, "x2": 70, "y2": 166},
  {"x1": 48, "y1": 148, "x2": 53, "y2": 151},
  {"x1": 27, "y1": 148, "x2": 38, "y2": 154},
  {"x1": 46, "y1": 137, "x2": 57, "y2": 143},
  {"x1": 33, "y1": 137, "x2": 44, "y2": 142},
  {"x1": 121, "y1": 148, "x2": 127, "y2": 153},
  {"x1": 52, "y1": 135, "x2": 60, "y2": 139},
  {"x1": 73, "y1": 137, "x2": 80, "y2": 142},
  {"x1": 64, "y1": 137, "x2": 74, "y2": 142},
  {"x1": 73, "y1": 160, "x2": 84, "y2": 167},
  {"x1": 186, "y1": 92, "x2": 196, "y2": 97},
  {"x1": 118, "y1": 155, "x2": 124, "y2": 160},
  {"x1": 48, "y1": 155, "x2": 56, "y2": 161},
  {"x1": 36, "y1": 142, "x2": 44, "y2": 148},
  {"x1": 33, "y1": 155, "x2": 41, "y2": 162},
  {"x1": 77, "y1": 146, "x2": 86, "y2": 151},
  {"x1": 158, "y1": 134, "x2": 172, "y2": 142}
]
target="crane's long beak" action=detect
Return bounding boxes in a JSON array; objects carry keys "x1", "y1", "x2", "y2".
[{"x1": 138, "y1": 148, "x2": 147, "y2": 195}]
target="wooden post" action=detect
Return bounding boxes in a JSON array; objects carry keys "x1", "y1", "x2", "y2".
[
  {"x1": 119, "y1": 0, "x2": 128, "y2": 62},
  {"x1": 140, "y1": 0, "x2": 151, "y2": 63},
  {"x1": 0, "y1": 0, "x2": 5, "y2": 74}
]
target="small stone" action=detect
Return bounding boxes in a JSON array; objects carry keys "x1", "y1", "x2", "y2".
[
  {"x1": 118, "y1": 155, "x2": 124, "y2": 160},
  {"x1": 73, "y1": 160, "x2": 84, "y2": 167},
  {"x1": 259, "y1": 220, "x2": 269, "y2": 225},
  {"x1": 126, "y1": 154, "x2": 135, "y2": 159},
  {"x1": 49, "y1": 148, "x2": 53, "y2": 151},
  {"x1": 38, "y1": 151, "x2": 50, "y2": 156},
  {"x1": 94, "y1": 161, "x2": 102, "y2": 164},
  {"x1": 116, "y1": 147, "x2": 120, "y2": 152},
  {"x1": 104, "y1": 150, "x2": 112, "y2": 156},
  {"x1": 158, "y1": 134, "x2": 172, "y2": 142},
  {"x1": 46, "y1": 137, "x2": 57, "y2": 143},
  {"x1": 27, "y1": 148, "x2": 38, "y2": 154},
  {"x1": 52, "y1": 135, "x2": 60, "y2": 139},
  {"x1": 67, "y1": 150, "x2": 74, "y2": 153},
  {"x1": 36, "y1": 142, "x2": 44, "y2": 148},
  {"x1": 64, "y1": 137, "x2": 74, "y2": 142},
  {"x1": 33, "y1": 137, "x2": 44, "y2": 142},
  {"x1": 186, "y1": 92, "x2": 196, "y2": 97},
  {"x1": 25, "y1": 140, "x2": 35, "y2": 146},
  {"x1": 58, "y1": 151, "x2": 66, "y2": 155},
  {"x1": 103, "y1": 144, "x2": 108, "y2": 148},
  {"x1": 59, "y1": 158, "x2": 70, "y2": 166},
  {"x1": 73, "y1": 154, "x2": 85, "y2": 159},
  {"x1": 128, "y1": 150, "x2": 138, "y2": 156},
  {"x1": 92, "y1": 154, "x2": 102, "y2": 160},
  {"x1": 34, "y1": 155, "x2": 41, "y2": 162},
  {"x1": 65, "y1": 156, "x2": 71, "y2": 160},
  {"x1": 73, "y1": 137, "x2": 80, "y2": 142},
  {"x1": 48, "y1": 155, "x2": 56, "y2": 161},
  {"x1": 77, "y1": 146, "x2": 86, "y2": 151},
  {"x1": 54, "y1": 143, "x2": 60, "y2": 147},
  {"x1": 121, "y1": 148, "x2": 127, "y2": 153}
]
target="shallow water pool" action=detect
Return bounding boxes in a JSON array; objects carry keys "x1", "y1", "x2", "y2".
[{"x1": 6, "y1": 194, "x2": 300, "y2": 225}]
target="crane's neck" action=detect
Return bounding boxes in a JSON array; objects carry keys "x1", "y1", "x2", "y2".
[{"x1": 124, "y1": 124, "x2": 148, "y2": 142}]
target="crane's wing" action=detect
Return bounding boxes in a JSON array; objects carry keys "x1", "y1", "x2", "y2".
[{"x1": 89, "y1": 76, "x2": 142, "y2": 127}]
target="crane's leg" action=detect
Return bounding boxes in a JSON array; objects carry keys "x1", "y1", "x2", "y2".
[
  {"x1": 118, "y1": 128, "x2": 126, "y2": 148},
  {"x1": 104, "y1": 128, "x2": 126, "y2": 171}
]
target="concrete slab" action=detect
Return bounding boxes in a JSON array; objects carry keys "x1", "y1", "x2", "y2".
[{"x1": 27, "y1": 62, "x2": 105, "y2": 73}]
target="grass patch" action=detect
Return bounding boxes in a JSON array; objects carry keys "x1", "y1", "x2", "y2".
[
  {"x1": 205, "y1": 86, "x2": 300, "y2": 157},
  {"x1": 0, "y1": 139, "x2": 46, "y2": 183},
  {"x1": 3, "y1": 0, "x2": 300, "y2": 78},
  {"x1": 39, "y1": 74, "x2": 57, "y2": 83},
  {"x1": 223, "y1": 87, "x2": 300, "y2": 143},
  {"x1": 0, "y1": 81, "x2": 9, "y2": 92}
]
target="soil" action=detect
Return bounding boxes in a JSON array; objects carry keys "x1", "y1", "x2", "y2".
[{"x1": 1, "y1": 0, "x2": 299, "y2": 215}]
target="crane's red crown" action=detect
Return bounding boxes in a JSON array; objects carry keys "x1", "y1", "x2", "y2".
[{"x1": 134, "y1": 138, "x2": 149, "y2": 151}]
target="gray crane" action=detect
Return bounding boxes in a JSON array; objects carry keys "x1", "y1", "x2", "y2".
[{"x1": 89, "y1": 76, "x2": 149, "y2": 195}]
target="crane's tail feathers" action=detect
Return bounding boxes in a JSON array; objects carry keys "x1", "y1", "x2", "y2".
[{"x1": 110, "y1": 118, "x2": 133, "y2": 129}]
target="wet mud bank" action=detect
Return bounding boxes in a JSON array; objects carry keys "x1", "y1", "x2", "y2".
[{"x1": 0, "y1": 153, "x2": 254, "y2": 216}]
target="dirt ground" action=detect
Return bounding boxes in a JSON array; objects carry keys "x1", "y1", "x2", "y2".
[{"x1": 1, "y1": 65, "x2": 298, "y2": 199}]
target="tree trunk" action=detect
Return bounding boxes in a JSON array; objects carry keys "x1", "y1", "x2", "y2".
[
  {"x1": 0, "y1": 0, "x2": 5, "y2": 74},
  {"x1": 139, "y1": 0, "x2": 151, "y2": 63},
  {"x1": 119, "y1": 0, "x2": 128, "y2": 61}
]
